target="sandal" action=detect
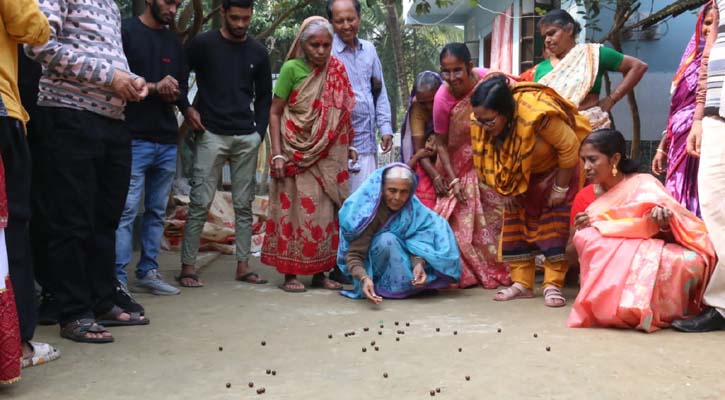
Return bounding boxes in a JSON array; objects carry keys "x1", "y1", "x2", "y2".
[
  {"x1": 176, "y1": 272, "x2": 203, "y2": 288},
  {"x1": 494, "y1": 282, "x2": 534, "y2": 301},
  {"x1": 96, "y1": 305, "x2": 150, "y2": 327},
  {"x1": 236, "y1": 272, "x2": 268, "y2": 284},
  {"x1": 543, "y1": 285, "x2": 566, "y2": 308},
  {"x1": 278, "y1": 279, "x2": 306, "y2": 293},
  {"x1": 310, "y1": 277, "x2": 342, "y2": 290},
  {"x1": 21, "y1": 341, "x2": 61, "y2": 368},
  {"x1": 60, "y1": 319, "x2": 114, "y2": 344}
]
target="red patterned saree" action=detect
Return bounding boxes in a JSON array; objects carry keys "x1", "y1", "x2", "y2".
[{"x1": 262, "y1": 44, "x2": 355, "y2": 275}]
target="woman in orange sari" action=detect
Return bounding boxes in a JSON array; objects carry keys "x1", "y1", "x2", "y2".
[
  {"x1": 262, "y1": 17, "x2": 356, "y2": 292},
  {"x1": 568, "y1": 129, "x2": 715, "y2": 332},
  {"x1": 433, "y1": 43, "x2": 511, "y2": 289}
]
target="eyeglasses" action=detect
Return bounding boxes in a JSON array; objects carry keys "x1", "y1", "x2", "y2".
[
  {"x1": 440, "y1": 69, "x2": 465, "y2": 79},
  {"x1": 476, "y1": 114, "x2": 499, "y2": 127}
]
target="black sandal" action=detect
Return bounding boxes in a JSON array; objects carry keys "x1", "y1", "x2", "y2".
[
  {"x1": 236, "y1": 272, "x2": 268, "y2": 284},
  {"x1": 96, "y1": 305, "x2": 150, "y2": 327},
  {"x1": 60, "y1": 319, "x2": 114, "y2": 343},
  {"x1": 176, "y1": 273, "x2": 203, "y2": 288}
]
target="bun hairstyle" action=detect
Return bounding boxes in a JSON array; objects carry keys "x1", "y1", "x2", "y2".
[
  {"x1": 413, "y1": 71, "x2": 443, "y2": 94},
  {"x1": 439, "y1": 42, "x2": 472, "y2": 64},
  {"x1": 537, "y1": 9, "x2": 582, "y2": 37},
  {"x1": 581, "y1": 129, "x2": 640, "y2": 174}
]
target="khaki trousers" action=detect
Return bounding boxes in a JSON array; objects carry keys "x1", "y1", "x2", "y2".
[{"x1": 181, "y1": 130, "x2": 261, "y2": 265}]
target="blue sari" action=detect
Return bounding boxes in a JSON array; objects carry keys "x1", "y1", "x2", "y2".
[{"x1": 338, "y1": 163, "x2": 461, "y2": 299}]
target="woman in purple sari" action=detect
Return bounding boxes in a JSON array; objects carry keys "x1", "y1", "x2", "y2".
[{"x1": 651, "y1": 4, "x2": 714, "y2": 217}]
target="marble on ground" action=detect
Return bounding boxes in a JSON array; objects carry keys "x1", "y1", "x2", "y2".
[{"x1": 3, "y1": 251, "x2": 725, "y2": 400}]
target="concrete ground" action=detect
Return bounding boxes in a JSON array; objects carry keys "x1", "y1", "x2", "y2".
[{"x1": 3, "y1": 250, "x2": 725, "y2": 400}]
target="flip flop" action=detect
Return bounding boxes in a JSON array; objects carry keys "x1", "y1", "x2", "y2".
[
  {"x1": 278, "y1": 282, "x2": 306, "y2": 293},
  {"x1": 494, "y1": 282, "x2": 534, "y2": 301},
  {"x1": 176, "y1": 273, "x2": 203, "y2": 288},
  {"x1": 21, "y1": 341, "x2": 61, "y2": 368},
  {"x1": 96, "y1": 305, "x2": 150, "y2": 327},
  {"x1": 310, "y1": 277, "x2": 342, "y2": 290},
  {"x1": 236, "y1": 272, "x2": 268, "y2": 284},
  {"x1": 60, "y1": 319, "x2": 114, "y2": 344}
]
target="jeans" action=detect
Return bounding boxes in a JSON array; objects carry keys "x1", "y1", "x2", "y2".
[
  {"x1": 181, "y1": 130, "x2": 260, "y2": 265},
  {"x1": 0, "y1": 117, "x2": 36, "y2": 341},
  {"x1": 115, "y1": 139, "x2": 177, "y2": 283},
  {"x1": 34, "y1": 106, "x2": 131, "y2": 324}
]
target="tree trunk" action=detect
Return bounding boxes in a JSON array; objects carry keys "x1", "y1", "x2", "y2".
[
  {"x1": 383, "y1": 0, "x2": 409, "y2": 129},
  {"x1": 211, "y1": 0, "x2": 223, "y2": 29},
  {"x1": 132, "y1": 0, "x2": 145, "y2": 16},
  {"x1": 601, "y1": 1, "x2": 642, "y2": 160}
]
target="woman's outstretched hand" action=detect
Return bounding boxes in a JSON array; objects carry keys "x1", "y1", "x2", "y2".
[
  {"x1": 362, "y1": 276, "x2": 383, "y2": 305},
  {"x1": 411, "y1": 261, "x2": 427, "y2": 287}
]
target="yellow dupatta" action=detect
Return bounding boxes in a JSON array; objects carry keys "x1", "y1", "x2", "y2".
[{"x1": 471, "y1": 82, "x2": 590, "y2": 197}]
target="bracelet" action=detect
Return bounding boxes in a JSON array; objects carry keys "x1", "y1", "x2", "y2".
[
  {"x1": 348, "y1": 146, "x2": 358, "y2": 154},
  {"x1": 360, "y1": 275, "x2": 371, "y2": 283},
  {"x1": 434, "y1": 175, "x2": 444, "y2": 182},
  {"x1": 271, "y1": 154, "x2": 287, "y2": 162},
  {"x1": 656, "y1": 148, "x2": 666, "y2": 155},
  {"x1": 552, "y1": 184, "x2": 569, "y2": 194},
  {"x1": 448, "y1": 178, "x2": 460, "y2": 189}
]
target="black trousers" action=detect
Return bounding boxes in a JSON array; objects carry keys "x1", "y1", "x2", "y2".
[
  {"x1": 26, "y1": 111, "x2": 52, "y2": 295},
  {"x1": 33, "y1": 107, "x2": 131, "y2": 325},
  {"x1": 0, "y1": 117, "x2": 36, "y2": 342}
]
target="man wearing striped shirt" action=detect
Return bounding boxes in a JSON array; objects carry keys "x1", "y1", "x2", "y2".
[
  {"x1": 675, "y1": 0, "x2": 725, "y2": 332},
  {"x1": 327, "y1": 0, "x2": 394, "y2": 192},
  {"x1": 25, "y1": 0, "x2": 150, "y2": 343}
]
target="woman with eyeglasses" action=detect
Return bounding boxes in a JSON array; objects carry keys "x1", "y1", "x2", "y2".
[
  {"x1": 469, "y1": 75, "x2": 589, "y2": 307},
  {"x1": 430, "y1": 43, "x2": 511, "y2": 290}
]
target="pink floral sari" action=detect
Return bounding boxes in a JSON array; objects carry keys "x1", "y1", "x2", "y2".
[
  {"x1": 568, "y1": 174, "x2": 715, "y2": 332},
  {"x1": 434, "y1": 89, "x2": 511, "y2": 289}
]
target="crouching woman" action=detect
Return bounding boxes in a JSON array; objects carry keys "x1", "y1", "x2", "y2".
[{"x1": 338, "y1": 164, "x2": 461, "y2": 304}]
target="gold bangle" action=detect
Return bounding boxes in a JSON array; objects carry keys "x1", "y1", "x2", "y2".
[
  {"x1": 448, "y1": 178, "x2": 460, "y2": 189},
  {"x1": 656, "y1": 148, "x2": 666, "y2": 155},
  {"x1": 434, "y1": 175, "x2": 443, "y2": 182}
]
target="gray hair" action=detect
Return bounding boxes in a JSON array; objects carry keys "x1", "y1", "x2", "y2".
[
  {"x1": 383, "y1": 166, "x2": 415, "y2": 185},
  {"x1": 300, "y1": 19, "x2": 334, "y2": 45},
  {"x1": 414, "y1": 71, "x2": 442, "y2": 94}
]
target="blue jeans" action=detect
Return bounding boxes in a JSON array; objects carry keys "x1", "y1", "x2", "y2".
[{"x1": 115, "y1": 139, "x2": 177, "y2": 283}]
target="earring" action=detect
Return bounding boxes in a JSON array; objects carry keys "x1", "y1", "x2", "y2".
[{"x1": 611, "y1": 164, "x2": 618, "y2": 177}]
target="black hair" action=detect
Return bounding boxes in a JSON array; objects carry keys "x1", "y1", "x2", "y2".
[
  {"x1": 470, "y1": 75, "x2": 515, "y2": 122},
  {"x1": 326, "y1": 0, "x2": 361, "y2": 20},
  {"x1": 581, "y1": 129, "x2": 640, "y2": 173},
  {"x1": 439, "y1": 42, "x2": 471, "y2": 64},
  {"x1": 222, "y1": 0, "x2": 253, "y2": 11},
  {"x1": 537, "y1": 9, "x2": 582, "y2": 36}
]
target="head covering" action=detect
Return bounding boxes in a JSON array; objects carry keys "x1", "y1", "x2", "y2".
[{"x1": 285, "y1": 16, "x2": 331, "y2": 62}]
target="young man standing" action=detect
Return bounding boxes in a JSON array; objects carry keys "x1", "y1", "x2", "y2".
[
  {"x1": 26, "y1": 0, "x2": 149, "y2": 343},
  {"x1": 115, "y1": 0, "x2": 187, "y2": 297},
  {"x1": 327, "y1": 0, "x2": 394, "y2": 192},
  {"x1": 178, "y1": 0, "x2": 272, "y2": 287}
]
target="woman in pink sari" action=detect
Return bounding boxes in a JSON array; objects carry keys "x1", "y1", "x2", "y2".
[
  {"x1": 568, "y1": 129, "x2": 715, "y2": 332},
  {"x1": 433, "y1": 43, "x2": 511, "y2": 289},
  {"x1": 651, "y1": 4, "x2": 714, "y2": 217}
]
